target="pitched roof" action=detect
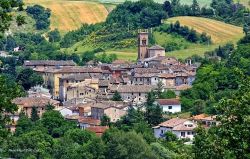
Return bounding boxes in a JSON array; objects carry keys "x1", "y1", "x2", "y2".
[
  {"x1": 12, "y1": 97, "x2": 59, "y2": 108},
  {"x1": 158, "y1": 118, "x2": 187, "y2": 128},
  {"x1": 44, "y1": 66, "x2": 102, "y2": 74},
  {"x1": 86, "y1": 126, "x2": 109, "y2": 136},
  {"x1": 172, "y1": 121, "x2": 197, "y2": 131},
  {"x1": 24, "y1": 60, "x2": 76, "y2": 66},
  {"x1": 157, "y1": 99, "x2": 180, "y2": 105},
  {"x1": 59, "y1": 74, "x2": 92, "y2": 80},
  {"x1": 110, "y1": 85, "x2": 155, "y2": 93},
  {"x1": 148, "y1": 45, "x2": 165, "y2": 50},
  {"x1": 158, "y1": 73, "x2": 176, "y2": 79},
  {"x1": 78, "y1": 117, "x2": 100, "y2": 125}
]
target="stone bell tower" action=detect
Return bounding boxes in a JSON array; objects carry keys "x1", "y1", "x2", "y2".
[{"x1": 138, "y1": 29, "x2": 149, "y2": 60}]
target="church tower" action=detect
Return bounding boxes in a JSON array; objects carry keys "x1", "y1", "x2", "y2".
[{"x1": 138, "y1": 29, "x2": 149, "y2": 60}]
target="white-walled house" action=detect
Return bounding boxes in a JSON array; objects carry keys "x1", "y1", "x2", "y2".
[
  {"x1": 156, "y1": 99, "x2": 181, "y2": 113},
  {"x1": 153, "y1": 118, "x2": 197, "y2": 140},
  {"x1": 57, "y1": 106, "x2": 79, "y2": 117}
]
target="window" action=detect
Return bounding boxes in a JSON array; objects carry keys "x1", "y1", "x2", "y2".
[
  {"x1": 142, "y1": 39, "x2": 147, "y2": 45},
  {"x1": 168, "y1": 106, "x2": 172, "y2": 109},
  {"x1": 181, "y1": 132, "x2": 185, "y2": 137},
  {"x1": 161, "y1": 130, "x2": 164, "y2": 134},
  {"x1": 139, "y1": 93, "x2": 141, "y2": 96},
  {"x1": 187, "y1": 132, "x2": 191, "y2": 135},
  {"x1": 139, "y1": 98, "x2": 141, "y2": 101}
]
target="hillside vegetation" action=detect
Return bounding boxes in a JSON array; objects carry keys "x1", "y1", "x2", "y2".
[{"x1": 24, "y1": 0, "x2": 108, "y2": 31}]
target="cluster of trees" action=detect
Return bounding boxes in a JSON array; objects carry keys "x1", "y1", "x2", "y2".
[
  {"x1": 181, "y1": 35, "x2": 250, "y2": 115},
  {"x1": 163, "y1": 0, "x2": 214, "y2": 17},
  {"x1": 164, "y1": 0, "x2": 249, "y2": 26},
  {"x1": 26, "y1": 5, "x2": 51, "y2": 30},
  {"x1": 157, "y1": 21, "x2": 211, "y2": 44},
  {"x1": 107, "y1": 0, "x2": 166, "y2": 29},
  {"x1": 0, "y1": 0, "x2": 25, "y2": 33},
  {"x1": 204, "y1": 43, "x2": 234, "y2": 59}
]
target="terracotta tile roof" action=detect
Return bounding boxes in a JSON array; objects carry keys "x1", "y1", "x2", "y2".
[
  {"x1": 172, "y1": 122, "x2": 197, "y2": 131},
  {"x1": 78, "y1": 117, "x2": 100, "y2": 125},
  {"x1": 159, "y1": 118, "x2": 187, "y2": 128},
  {"x1": 59, "y1": 74, "x2": 92, "y2": 80},
  {"x1": 86, "y1": 126, "x2": 109, "y2": 136},
  {"x1": 134, "y1": 73, "x2": 159, "y2": 78},
  {"x1": 191, "y1": 114, "x2": 208, "y2": 120},
  {"x1": 134, "y1": 68, "x2": 161, "y2": 74},
  {"x1": 12, "y1": 97, "x2": 59, "y2": 108},
  {"x1": 45, "y1": 66, "x2": 102, "y2": 73},
  {"x1": 158, "y1": 73, "x2": 176, "y2": 79},
  {"x1": 24, "y1": 60, "x2": 76, "y2": 66},
  {"x1": 157, "y1": 99, "x2": 180, "y2": 105},
  {"x1": 110, "y1": 85, "x2": 156, "y2": 93},
  {"x1": 99, "y1": 80, "x2": 110, "y2": 87}
]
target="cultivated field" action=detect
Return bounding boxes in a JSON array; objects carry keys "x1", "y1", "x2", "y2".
[
  {"x1": 24, "y1": 0, "x2": 109, "y2": 31},
  {"x1": 235, "y1": 0, "x2": 250, "y2": 8},
  {"x1": 167, "y1": 16, "x2": 244, "y2": 44},
  {"x1": 99, "y1": 0, "x2": 211, "y2": 6}
]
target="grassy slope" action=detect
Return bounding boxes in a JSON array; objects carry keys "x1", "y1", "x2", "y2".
[
  {"x1": 8, "y1": 11, "x2": 37, "y2": 35},
  {"x1": 235, "y1": 0, "x2": 250, "y2": 8},
  {"x1": 71, "y1": 16, "x2": 244, "y2": 60},
  {"x1": 24, "y1": 0, "x2": 108, "y2": 31},
  {"x1": 109, "y1": 16, "x2": 244, "y2": 60},
  {"x1": 164, "y1": 16, "x2": 244, "y2": 59}
]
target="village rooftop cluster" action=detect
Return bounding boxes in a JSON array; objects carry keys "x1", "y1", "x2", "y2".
[{"x1": 7, "y1": 30, "x2": 217, "y2": 139}]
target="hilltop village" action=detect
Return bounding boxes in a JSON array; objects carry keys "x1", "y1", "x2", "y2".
[{"x1": 6, "y1": 30, "x2": 218, "y2": 139}]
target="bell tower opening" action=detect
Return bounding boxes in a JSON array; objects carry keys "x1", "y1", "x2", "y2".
[{"x1": 138, "y1": 29, "x2": 149, "y2": 60}]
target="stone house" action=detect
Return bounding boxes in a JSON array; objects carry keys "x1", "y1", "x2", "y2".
[
  {"x1": 12, "y1": 97, "x2": 60, "y2": 118},
  {"x1": 43, "y1": 66, "x2": 102, "y2": 99},
  {"x1": 66, "y1": 83, "x2": 97, "y2": 101},
  {"x1": 91, "y1": 101, "x2": 128, "y2": 122},
  {"x1": 110, "y1": 85, "x2": 155, "y2": 103}
]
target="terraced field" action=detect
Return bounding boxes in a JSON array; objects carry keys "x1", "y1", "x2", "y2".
[{"x1": 24, "y1": 0, "x2": 109, "y2": 31}]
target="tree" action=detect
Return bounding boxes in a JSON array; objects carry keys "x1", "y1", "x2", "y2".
[
  {"x1": 163, "y1": 1, "x2": 173, "y2": 16},
  {"x1": 48, "y1": 29, "x2": 61, "y2": 42},
  {"x1": 104, "y1": 130, "x2": 155, "y2": 159},
  {"x1": 101, "y1": 114, "x2": 111, "y2": 126},
  {"x1": 159, "y1": 90, "x2": 176, "y2": 99},
  {"x1": 0, "y1": 1, "x2": 24, "y2": 33},
  {"x1": 16, "y1": 15, "x2": 26, "y2": 26},
  {"x1": 16, "y1": 68, "x2": 43, "y2": 90},
  {"x1": 145, "y1": 91, "x2": 163, "y2": 126},
  {"x1": 45, "y1": 103, "x2": 55, "y2": 111},
  {"x1": 0, "y1": 75, "x2": 24, "y2": 127},
  {"x1": 41, "y1": 110, "x2": 64, "y2": 135},
  {"x1": 191, "y1": 0, "x2": 200, "y2": 15},
  {"x1": 7, "y1": 130, "x2": 53, "y2": 158},
  {"x1": 112, "y1": 91, "x2": 122, "y2": 101},
  {"x1": 164, "y1": 131, "x2": 178, "y2": 142},
  {"x1": 156, "y1": 81, "x2": 164, "y2": 98},
  {"x1": 15, "y1": 111, "x2": 33, "y2": 136},
  {"x1": 31, "y1": 106, "x2": 39, "y2": 122}
]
